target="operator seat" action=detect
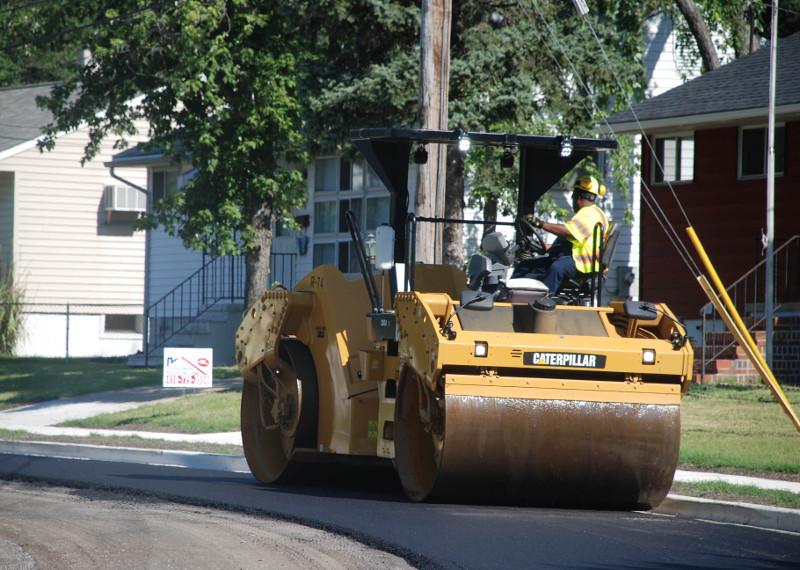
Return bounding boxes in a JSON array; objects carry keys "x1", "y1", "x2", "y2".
[
  {"x1": 465, "y1": 232, "x2": 549, "y2": 305},
  {"x1": 557, "y1": 222, "x2": 620, "y2": 305}
]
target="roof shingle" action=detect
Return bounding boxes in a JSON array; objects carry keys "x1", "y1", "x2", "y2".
[
  {"x1": 607, "y1": 31, "x2": 800, "y2": 128},
  {"x1": 0, "y1": 83, "x2": 56, "y2": 155}
]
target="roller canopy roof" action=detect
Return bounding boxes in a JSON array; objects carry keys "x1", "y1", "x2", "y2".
[{"x1": 350, "y1": 128, "x2": 616, "y2": 222}]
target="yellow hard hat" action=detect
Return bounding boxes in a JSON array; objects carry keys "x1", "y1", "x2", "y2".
[{"x1": 574, "y1": 175, "x2": 607, "y2": 197}]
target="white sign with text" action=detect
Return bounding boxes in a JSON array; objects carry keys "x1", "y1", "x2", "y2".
[{"x1": 163, "y1": 347, "x2": 214, "y2": 388}]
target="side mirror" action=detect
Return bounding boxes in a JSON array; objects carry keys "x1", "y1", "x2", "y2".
[{"x1": 375, "y1": 224, "x2": 395, "y2": 270}]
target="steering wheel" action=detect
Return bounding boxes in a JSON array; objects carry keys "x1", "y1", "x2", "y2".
[{"x1": 515, "y1": 217, "x2": 548, "y2": 255}]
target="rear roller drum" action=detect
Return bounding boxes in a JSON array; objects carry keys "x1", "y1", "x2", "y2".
[{"x1": 241, "y1": 340, "x2": 318, "y2": 484}]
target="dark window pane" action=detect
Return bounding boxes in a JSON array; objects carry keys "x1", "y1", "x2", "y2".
[
  {"x1": 366, "y1": 196, "x2": 390, "y2": 230},
  {"x1": 339, "y1": 199, "x2": 349, "y2": 233},
  {"x1": 339, "y1": 158, "x2": 351, "y2": 191},
  {"x1": 338, "y1": 242, "x2": 349, "y2": 273},
  {"x1": 776, "y1": 126, "x2": 785, "y2": 174},
  {"x1": 105, "y1": 314, "x2": 142, "y2": 333},
  {"x1": 152, "y1": 171, "x2": 165, "y2": 203},
  {"x1": 654, "y1": 138, "x2": 665, "y2": 183},
  {"x1": 741, "y1": 128, "x2": 765, "y2": 177},
  {"x1": 313, "y1": 243, "x2": 335, "y2": 267},
  {"x1": 349, "y1": 243, "x2": 361, "y2": 273},
  {"x1": 315, "y1": 158, "x2": 338, "y2": 191},
  {"x1": 314, "y1": 201, "x2": 337, "y2": 234}
]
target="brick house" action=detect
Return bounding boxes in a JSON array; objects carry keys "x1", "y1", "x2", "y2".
[{"x1": 607, "y1": 32, "x2": 800, "y2": 383}]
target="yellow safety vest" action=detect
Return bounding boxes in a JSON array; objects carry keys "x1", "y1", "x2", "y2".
[{"x1": 564, "y1": 204, "x2": 609, "y2": 274}]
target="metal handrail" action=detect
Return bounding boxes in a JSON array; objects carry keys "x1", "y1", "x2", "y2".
[
  {"x1": 144, "y1": 252, "x2": 297, "y2": 365},
  {"x1": 699, "y1": 235, "x2": 800, "y2": 380}
]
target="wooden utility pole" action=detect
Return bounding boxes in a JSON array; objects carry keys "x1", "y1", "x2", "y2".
[{"x1": 415, "y1": 0, "x2": 452, "y2": 263}]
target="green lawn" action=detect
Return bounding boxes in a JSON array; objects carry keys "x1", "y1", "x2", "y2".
[
  {"x1": 680, "y1": 383, "x2": 800, "y2": 474},
  {"x1": 4, "y1": 356, "x2": 800, "y2": 479},
  {"x1": 0, "y1": 356, "x2": 241, "y2": 411},
  {"x1": 62, "y1": 387, "x2": 242, "y2": 433}
]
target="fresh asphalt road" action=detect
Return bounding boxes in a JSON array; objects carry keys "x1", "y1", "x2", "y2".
[{"x1": 1, "y1": 455, "x2": 797, "y2": 569}]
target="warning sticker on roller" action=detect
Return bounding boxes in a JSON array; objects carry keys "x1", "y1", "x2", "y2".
[{"x1": 523, "y1": 351, "x2": 607, "y2": 369}]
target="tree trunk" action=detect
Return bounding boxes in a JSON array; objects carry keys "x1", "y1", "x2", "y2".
[
  {"x1": 415, "y1": 0, "x2": 451, "y2": 264},
  {"x1": 674, "y1": 0, "x2": 720, "y2": 71},
  {"x1": 443, "y1": 145, "x2": 464, "y2": 268},
  {"x1": 244, "y1": 204, "x2": 273, "y2": 309},
  {"x1": 483, "y1": 194, "x2": 498, "y2": 236}
]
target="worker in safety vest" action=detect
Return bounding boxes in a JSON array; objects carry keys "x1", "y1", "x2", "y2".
[{"x1": 512, "y1": 175, "x2": 609, "y2": 294}]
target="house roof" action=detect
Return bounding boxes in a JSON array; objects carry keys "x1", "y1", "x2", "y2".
[
  {"x1": 607, "y1": 31, "x2": 800, "y2": 133},
  {"x1": 0, "y1": 83, "x2": 57, "y2": 158}
]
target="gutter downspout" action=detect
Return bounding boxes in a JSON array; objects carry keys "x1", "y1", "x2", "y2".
[{"x1": 110, "y1": 166, "x2": 152, "y2": 367}]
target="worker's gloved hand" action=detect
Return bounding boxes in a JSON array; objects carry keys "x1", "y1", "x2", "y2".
[{"x1": 523, "y1": 214, "x2": 544, "y2": 229}]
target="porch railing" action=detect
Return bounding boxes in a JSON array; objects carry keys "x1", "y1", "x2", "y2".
[
  {"x1": 699, "y1": 235, "x2": 800, "y2": 381},
  {"x1": 144, "y1": 252, "x2": 296, "y2": 364}
]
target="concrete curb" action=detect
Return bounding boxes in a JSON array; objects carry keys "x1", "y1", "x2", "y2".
[
  {"x1": 2, "y1": 439, "x2": 798, "y2": 534},
  {"x1": 0, "y1": 439, "x2": 249, "y2": 473},
  {"x1": 656, "y1": 494, "x2": 800, "y2": 534}
]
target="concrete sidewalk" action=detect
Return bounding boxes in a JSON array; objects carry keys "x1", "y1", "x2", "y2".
[
  {"x1": 1, "y1": 385, "x2": 798, "y2": 533},
  {"x1": 0, "y1": 381, "x2": 243, "y2": 445}
]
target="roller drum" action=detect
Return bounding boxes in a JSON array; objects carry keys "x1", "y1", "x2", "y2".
[{"x1": 395, "y1": 375, "x2": 680, "y2": 509}]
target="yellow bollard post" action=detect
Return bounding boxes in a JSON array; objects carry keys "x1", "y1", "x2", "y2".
[{"x1": 688, "y1": 227, "x2": 800, "y2": 432}]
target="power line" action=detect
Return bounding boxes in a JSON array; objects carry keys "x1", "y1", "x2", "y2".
[{"x1": 530, "y1": 0, "x2": 703, "y2": 279}]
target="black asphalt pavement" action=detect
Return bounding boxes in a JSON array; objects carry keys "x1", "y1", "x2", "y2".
[{"x1": 1, "y1": 454, "x2": 797, "y2": 569}]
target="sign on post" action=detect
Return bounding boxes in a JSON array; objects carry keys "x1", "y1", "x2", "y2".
[{"x1": 163, "y1": 348, "x2": 214, "y2": 388}]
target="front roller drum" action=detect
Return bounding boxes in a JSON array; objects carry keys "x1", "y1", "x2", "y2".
[
  {"x1": 241, "y1": 339, "x2": 318, "y2": 484},
  {"x1": 394, "y1": 370, "x2": 680, "y2": 509}
]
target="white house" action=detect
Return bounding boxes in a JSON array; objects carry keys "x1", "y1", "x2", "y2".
[{"x1": 0, "y1": 83, "x2": 149, "y2": 358}]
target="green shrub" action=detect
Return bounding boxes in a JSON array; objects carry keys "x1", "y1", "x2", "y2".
[{"x1": 0, "y1": 265, "x2": 24, "y2": 354}]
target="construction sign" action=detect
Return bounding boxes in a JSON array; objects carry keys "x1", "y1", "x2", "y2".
[{"x1": 163, "y1": 347, "x2": 214, "y2": 388}]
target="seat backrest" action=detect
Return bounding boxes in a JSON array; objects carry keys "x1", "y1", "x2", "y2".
[{"x1": 600, "y1": 223, "x2": 620, "y2": 271}]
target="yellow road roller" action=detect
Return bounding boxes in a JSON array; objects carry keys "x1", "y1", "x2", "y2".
[{"x1": 235, "y1": 128, "x2": 693, "y2": 508}]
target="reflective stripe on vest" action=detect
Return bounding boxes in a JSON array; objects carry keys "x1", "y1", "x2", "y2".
[{"x1": 569, "y1": 205, "x2": 608, "y2": 273}]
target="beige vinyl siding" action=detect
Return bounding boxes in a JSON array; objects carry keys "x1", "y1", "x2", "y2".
[
  {"x1": 0, "y1": 125, "x2": 147, "y2": 308},
  {"x1": 0, "y1": 172, "x2": 13, "y2": 271}
]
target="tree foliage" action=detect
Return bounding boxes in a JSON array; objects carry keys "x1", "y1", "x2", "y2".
[
  {"x1": 4, "y1": 0, "x2": 307, "y2": 304},
  {"x1": 0, "y1": 1, "x2": 86, "y2": 87}
]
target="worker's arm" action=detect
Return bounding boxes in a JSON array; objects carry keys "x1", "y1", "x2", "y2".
[{"x1": 539, "y1": 221, "x2": 572, "y2": 239}]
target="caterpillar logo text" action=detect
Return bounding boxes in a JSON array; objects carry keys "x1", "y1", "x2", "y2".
[{"x1": 523, "y1": 351, "x2": 607, "y2": 369}]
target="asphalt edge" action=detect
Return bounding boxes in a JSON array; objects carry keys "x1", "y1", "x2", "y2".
[{"x1": 1, "y1": 439, "x2": 798, "y2": 534}]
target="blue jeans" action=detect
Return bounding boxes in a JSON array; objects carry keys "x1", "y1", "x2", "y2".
[{"x1": 512, "y1": 254, "x2": 577, "y2": 294}]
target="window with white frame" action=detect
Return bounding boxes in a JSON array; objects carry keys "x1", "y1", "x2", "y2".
[
  {"x1": 312, "y1": 157, "x2": 391, "y2": 274},
  {"x1": 739, "y1": 125, "x2": 785, "y2": 178},
  {"x1": 652, "y1": 135, "x2": 694, "y2": 183}
]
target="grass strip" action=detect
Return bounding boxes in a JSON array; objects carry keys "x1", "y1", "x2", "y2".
[
  {"x1": 0, "y1": 356, "x2": 241, "y2": 411},
  {"x1": 0, "y1": 428, "x2": 242, "y2": 455},
  {"x1": 680, "y1": 383, "x2": 800, "y2": 474},
  {"x1": 60, "y1": 387, "x2": 242, "y2": 433},
  {"x1": 671, "y1": 481, "x2": 800, "y2": 509}
]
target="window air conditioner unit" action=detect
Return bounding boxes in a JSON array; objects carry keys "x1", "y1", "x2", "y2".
[
  {"x1": 103, "y1": 185, "x2": 146, "y2": 224},
  {"x1": 104, "y1": 185, "x2": 147, "y2": 212}
]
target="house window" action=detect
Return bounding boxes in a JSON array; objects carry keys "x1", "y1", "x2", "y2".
[
  {"x1": 653, "y1": 135, "x2": 694, "y2": 183},
  {"x1": 314, "y1": 200, "x2": 338, "y2": 234},
  {"x1": 151, "y1": 169, "x2": 178, "y2": 204},
  {"x1": 739, "y1": 125, "x2": 785, "y2": 178},
  {"x1": 104, "y1": 314, "x2": 143, "y2": 334},
  {"x1": 311, "y1": 157, "x2": 390, "y2": 272}
]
